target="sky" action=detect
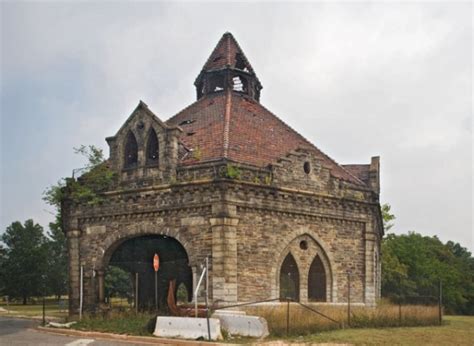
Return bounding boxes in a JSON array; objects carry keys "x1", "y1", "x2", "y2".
[{"x1": 1, "y1": 1, "x2": 472, "y2": 251}]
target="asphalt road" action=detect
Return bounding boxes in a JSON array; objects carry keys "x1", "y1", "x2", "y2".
[{"x1": 0, "y1": 317, "x2": 145, "y2": 346}]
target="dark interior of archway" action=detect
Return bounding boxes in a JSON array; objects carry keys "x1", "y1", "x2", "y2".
[
  {"x1": 279, "y1": 253, "x2": 300, "y2": 301},
  {"x1": 308, "y1": 255, "x2": 326, "y2": 302},
  {"x1": 108, "y1": 235, "x2": 192, "y2": 311}
]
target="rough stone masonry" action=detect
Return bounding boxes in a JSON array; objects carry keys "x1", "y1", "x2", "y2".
[{"x1": 63, "y1": 32, "x2": 383, "y2": 315}]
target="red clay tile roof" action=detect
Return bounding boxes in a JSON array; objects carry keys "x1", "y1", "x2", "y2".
[
  {"x1": 200, "y1": 32, "x2": 256, "y2": 74},
  {"x1": 166, "y1": 91, "x2": 365, "y2": 185}
]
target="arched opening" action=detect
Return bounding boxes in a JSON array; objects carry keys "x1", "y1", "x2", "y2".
[
  {"x1": 105, "y1": 235, "x2": 192, "y2": 311},
  {"x1": 279, "y1": 253, "x2": 299, "y2": 301},
  {"x1": 124, "y1": 130, "x2": 138, "y2": 168},
  {"x1": 146, "y1": 128, "x2": 159, "y2": 165},
  {"x1": 308, "y1": 255, "x2": 326, "y2": 302}
]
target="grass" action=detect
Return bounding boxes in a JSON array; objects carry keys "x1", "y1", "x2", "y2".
[
  {"x1": 71, "y1": 311, "x2": 155, "y2": 336},
  {"x1": 286, "y1": 316, "x2": 474, "y2": 345},
  {"x1": 243, "y1": 302, "x2": 439, "y2": 336},
  {"x1": 0, "y1": 298, "x2": 68, "y2": 318}
]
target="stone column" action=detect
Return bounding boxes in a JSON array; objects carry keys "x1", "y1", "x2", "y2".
[
  {"x1": 66, "y1": 230, "x2": 81, "y2": 316},
  {"x1": 210, "y1": 217, "x2": 239, "y2": 304},
  {"x1": 364, "y1": 222, "x2": 377, "y2": 307}
]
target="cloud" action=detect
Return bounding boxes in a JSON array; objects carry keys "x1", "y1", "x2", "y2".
[{"x1": 1, "y1": 2, "x2": 472, "y2": 250}]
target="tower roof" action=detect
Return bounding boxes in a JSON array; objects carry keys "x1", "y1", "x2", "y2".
[
  {"x1": 166, "y1": 33, "x2": 366, "y2": 186},
  {"x1": 200, "y1": 32, "x2": 257, "y2": 74}
]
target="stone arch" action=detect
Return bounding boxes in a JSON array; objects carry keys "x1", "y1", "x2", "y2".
[
  {"x1": 124, "y1": 130, "x2": 138, "y2": 168},
  {"x1": 145, "y1": 127, "x2": 159, "y2": 165},
  {"x1": 271, "y1": 228, "x2": 336, "y2": 303},
  {"x1": 279, "y1": 252, "x2": 300, "y2": 301},
  {"x1": 96, "y1": 226, "x2": 197, "y2": 271},
  {"x1": 308, "y1": 255, "x2": 326, "y2": 301}
]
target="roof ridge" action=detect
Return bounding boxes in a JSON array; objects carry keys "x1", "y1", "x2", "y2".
[
  {"x1": 248, "y1": 99, "x2": 366, "y2": 185},
  {"x1": 223, "y1": 89, "x2": 232, "y2": 158}
]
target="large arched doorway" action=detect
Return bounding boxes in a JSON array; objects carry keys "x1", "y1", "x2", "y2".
[
  {"x1": 105, "y1": 234, "x2": 192, "y2": 311},
  {"x1": 308, "y1": 255, "x2": 326, "y2": 302},
  {"x1": 279, "y1": 253, "x2": 300, "y2": 301}
]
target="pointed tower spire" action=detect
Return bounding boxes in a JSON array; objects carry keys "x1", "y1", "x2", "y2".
[{"x1": 194, "y1": 32, "x2": 262, "y2": 101}]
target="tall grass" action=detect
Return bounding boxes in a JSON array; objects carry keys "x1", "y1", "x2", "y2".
[{"x1": 243, "y1": 303, "x2": 439, "y2": 336}]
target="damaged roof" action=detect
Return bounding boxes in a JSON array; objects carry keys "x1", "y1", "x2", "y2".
[{"x1": 166, "y1": 32, "x2": 365, "y2": 186}]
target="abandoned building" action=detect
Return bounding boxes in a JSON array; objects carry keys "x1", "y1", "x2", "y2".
[{"x1": 63, "y1": 32, "x2": 383, "y2": 314}]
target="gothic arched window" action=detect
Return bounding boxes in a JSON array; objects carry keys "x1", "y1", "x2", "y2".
[
  {"x1": 308, "y1": 255, "x2": 326, "y2": 302},
  {"x1": 146, "y1": 128, "x2": 159, "y2": 165},
  {"x1": 124, "y1": 130, "x2": 138, "y2": 169},
  {"x1": 280, "y1": 253, "x2": 299, "y2": 301}
]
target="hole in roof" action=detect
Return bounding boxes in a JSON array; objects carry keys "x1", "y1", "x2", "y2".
[
  {"x1": 179, "y1": 119, "x2": 195, "y2": 126},
  {"x1": 304, "y1": 161, "x2": 311, "y2": 174},
  {"x1": 187, "y1": 132, "x2": 196, "y2": 136},
  {"x1": 235, "y1": 53, "x2": 246, "y2": 70}
]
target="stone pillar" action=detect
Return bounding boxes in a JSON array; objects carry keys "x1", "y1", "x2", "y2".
[
  {"x1": 66, "y1": 230, "x2": 81, "y2": 316},
  {"x1": 97, "y1": 270, "x2": 105, "y2": 303},
  {"x1": 210, "y1": 217, "x2": 239, "y2": 304},
  {"x1": 364, "y1": 223, "x2": 377, "y2": 307}
]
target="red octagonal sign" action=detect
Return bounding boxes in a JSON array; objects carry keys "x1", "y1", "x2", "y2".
[{"x1": 153, "y1": 253, "x2": 160, "y2": 272}]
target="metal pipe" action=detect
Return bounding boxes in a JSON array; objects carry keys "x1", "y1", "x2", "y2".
[
  {"x1": 135, "y1": 273, "x2": 139, "y2": 314},
  {"x1": 79, "y1": 265, "x2": 83, "y2": 320},
  {"x1": 194, "y1": 267, "x2": 206, "y2": 317},
  {"x1": 205, "y1": 257, "x2": 211, "y2": 341}
]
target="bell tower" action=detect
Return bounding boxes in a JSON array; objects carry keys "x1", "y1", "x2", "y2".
[{"x1": 194, "y1": 32, "x2": 263, "y2": 101}]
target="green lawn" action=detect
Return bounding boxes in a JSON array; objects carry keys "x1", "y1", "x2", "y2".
[
  {"x1": 0, "y1": 300, "x2": 68, "y2": 318},
  {"x1": 280, "y1": 316, "x2": 474, "y2": 345}
]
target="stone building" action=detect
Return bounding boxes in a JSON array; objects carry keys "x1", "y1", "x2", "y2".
[{"x1": 63, "y1": 32, "x2": 383, "y2": 315}]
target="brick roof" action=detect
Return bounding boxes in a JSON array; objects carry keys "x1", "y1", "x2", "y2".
[
  {"x1": 166, "y1": 91, "x2": 365, "y2": 185},
  {"x1": 200, "y1": 32, "x2": 256, "y2": 74},
  {"x1": 166, "y1": 32, "x2": 365, "y2": 186}
]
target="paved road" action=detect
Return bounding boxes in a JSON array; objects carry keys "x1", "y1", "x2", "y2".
[{"x1": 0, "y1": 317, "x2": 145, "y2": 346}]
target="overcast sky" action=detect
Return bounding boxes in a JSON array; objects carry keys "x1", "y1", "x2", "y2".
[{"x1": 1, "y1": 1, "x2": 472, "y2": 251}]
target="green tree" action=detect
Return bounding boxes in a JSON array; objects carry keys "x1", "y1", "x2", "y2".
[
  {"x1": 382, "y1": 232, "x2": 474, "y2": 314},
  {"x1": 45, "y1": 215, "x2": 68, "y2": 300},
  {"x1": 1, "y1": 220, "x2": 49, "y2": 304},
  {"x1": 43, "y1": 145, "x2": 116, "y2": 209},
  {"x1": 105, "y1": 265, "x2": 132, "y2": 299},
  {"x1": 381, "y1": 203, "x2": 396, "y2": 231}
]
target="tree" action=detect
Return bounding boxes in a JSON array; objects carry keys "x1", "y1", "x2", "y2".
[
  {"x1": 381, "y1": 203, "x2": 396, "y2": 231},
  {"x1": 43, "y1": 145, "x2": 116, "y2": 210},
  {"x1": 1, "y1": 220, "x2": 49, "y2": 304},
  {"x1": 44, "y1": 215, "x2": 68, "y2": 300},
  {"x1": 105, "y1": 265, "x2": 133, "y2": 300},
  {"x1": 382, "y1": 232, "x2": 474, "y2": 314}
]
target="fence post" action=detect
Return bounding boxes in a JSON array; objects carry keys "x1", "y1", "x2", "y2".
[
  {"x1": 347, "y1": 271, "x2": 351, "y2": 327},
  {"x1": 135, "y1": 272, "x2": 139, "y2": 314},
  {"x1": 398, "y1": 300, "x2": 402, "y2": 326},
  {"x1": 438, "y1": 280, "x2": 443, "y2": 325},
  {"x1": 286, "y1": 298, "x2": 290, "y2": 336}
]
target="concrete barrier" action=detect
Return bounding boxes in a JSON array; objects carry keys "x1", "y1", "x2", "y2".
[
  {"x1": 213, "y1": 313, "x2": 269, "y2": 338},
  {"x1": 153, "y1": 316, "x2": 222, "y2": 340}
]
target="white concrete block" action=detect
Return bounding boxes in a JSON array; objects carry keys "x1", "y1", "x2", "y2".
[
  {"x1": 153, "y1": 316, "x2": 222, "y2": 340},
  {"x1": 213, "y1": 314, "x2": 269, "y2": 338}
]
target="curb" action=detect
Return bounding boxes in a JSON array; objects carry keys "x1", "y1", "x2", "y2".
[{"x1": 35, "y1": 326, "x2": 234, "y2": 345}]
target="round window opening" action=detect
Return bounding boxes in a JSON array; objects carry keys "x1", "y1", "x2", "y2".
[
  {"x1": 300, "y1": 240, "x2": 308, "y2": 250},
  {"x1": 303, "y1": 161, "x2": 311, "y2": 174}
]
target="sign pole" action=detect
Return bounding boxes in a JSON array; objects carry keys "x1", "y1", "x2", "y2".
[{"x1": 153, "y1": 254, "x2": 160, "y2": 312}]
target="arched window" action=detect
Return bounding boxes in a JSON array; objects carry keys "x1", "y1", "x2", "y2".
[
  {"x1": 308, "y1": 255, "x2": 326, "y2": 302},
  {"x1": 124, "y1": 130, "x2": 138, "y2": 168},
  {"x1": 146, "y1": 128, "x2": 159, "y2": 165},
  {"x1": 280, "y1": 253, "x2": 299, "y2": 301}
]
